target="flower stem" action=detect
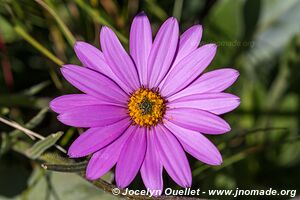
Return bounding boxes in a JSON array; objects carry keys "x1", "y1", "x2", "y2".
[
  {"x1": 14, "y1": 25, "x2": 64, "y2": 66},
  {"x1": 35, "y1": 0, "x2": 76, "y2": 47},
  {"x1": 74, "y1": 0, "x2": 128, "y2": 44},
  {"x1": 0, "y1": 116, "x2": 66, "y2": 153},
  {"x1": 173, "y1": 0, "x2": 184, "y2": 21}
]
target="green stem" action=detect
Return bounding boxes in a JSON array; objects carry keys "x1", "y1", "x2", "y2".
[
  {"x1": 35, "y1": 0, "x2": 76, "y2": 46},
  {"x1": 173, "y1": 0, "x2": 184, "y2": 21},
  {"x1": 14, "y1": 25, "x2": 64, "y2": 66},
  {"x1": 74, "y1": 0, "x2": 128, "y2": 44},
  {"x1": 49, "y1": 66, "x2": 63, "y2": 89},
  {"x1": 145, "y1": 0, "x2": 168, "y2": 21},
  {"x1": 41, "y1": 161, "x2": 88, "y2": 172}
]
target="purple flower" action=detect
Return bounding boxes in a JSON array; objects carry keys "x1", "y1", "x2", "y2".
[{"x1": 50, "y1": 12, "x2": 240, "y2": 193}]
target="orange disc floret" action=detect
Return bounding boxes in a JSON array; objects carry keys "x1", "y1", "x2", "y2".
[{"x1": 128, "y1": 88, "x2": 166, "y2": 127}]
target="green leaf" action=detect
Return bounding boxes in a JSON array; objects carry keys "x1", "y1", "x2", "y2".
[
  {"x1": 246, "y1": 0, "x2": 300, "y2": 68},
  {"x1": 41, "y1": 161, "x2": 88, "y2": 172},
  {"x1": 26, "y1": 132, "x2": 63, "y2": 159},
  {"x1": 25, "y1": 108, "x2": 49, "y2": 130},
  {"x1": 22, "y1": 81, "x2": 51, "y2": 96},
  {"x1": 39, "y1": 152, "x2": 73, "y2": 165},
  {"x1": 27, "y1": 169, "x2": 118, "y2": 200},
  {"x1": 0, "y1": 16, "x2": 18, "y2": 42}
]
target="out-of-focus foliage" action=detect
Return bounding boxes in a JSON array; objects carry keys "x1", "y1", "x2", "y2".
[{"x1": 0, "y1": 0, "x2": 300, "y2": 199}]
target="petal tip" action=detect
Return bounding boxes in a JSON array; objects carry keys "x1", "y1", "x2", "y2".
[
  {"x1": 210, "y1": 159, "x2": 223, "y2": 166},
  {"x1": 218, "y1": 119, "x2": 231, "y2": 133},
  {"x1": 211, "y1": 153, "x2": 223, "y2": 166},
  {"x1": 182, "y1": 181, "x2": 192, "y2": 188},
  {"x1": 57, "y1": 114, "x2": 62, "y2": 121},
  {"x1": 116, "y1": 182, "x2": 126, "y2": 189},
  {"x1": 225, "y1": 124, "x2": 231, "y2": 132},
  {"x1": 221, "y1": 68, "x2": 240, "y2": 81},
  {"x1": 100, "y1": 26, "x2": 111, "y2": 35},
  {"x1": 136, "y1": 11, "x2": 146, "y2": 17},
  {"x1": 67, "y1": 150, "x2": 75, "y2": 158},
  {"x1": 60, "y1": 65, "x2": 81, "y2": 77},
  {"x1": 59, "y1": 67, "x2": 66, "y2": 74},
  {"x1": 74, "y1": 41, "x2": 84, "y2": 48},
  {"x1": 198, "y1": 24, "x2": 203, "y2": 31},
  {"x1": 74, "y1": 41, "x2": 92, "y2": 53},
  {"x1": 201, "y1": 43, "x2": 217, "y2": 55},
  {"x1": 192, "y1": 24, "x2": 203, "y2": 32},
  {"x1": 165, "y1": 16, "x2": 178, "y2": 26},
  {"x1": 234, "y1": 69, "x2": 240, "y2": 78},
  {"x1": 60, "y1": 66, "x2": 72, "y2": 79},
  {"x1": 67, "y1": 143, "x2": 78, "y2": 157},
  {"x1": 85, "y1": 168, "x2": 99, "y2": 180},
  {"x1": 49, "y1": 99, "x2": 58, "y2": 112},
  {"x1": 217, "y1": 156, "x2": 223, "y2": 165},
  {"x1": 67, "y1": 148, "x2": 83, "y2": 158},
  {"x1": 57, "y1": 114, "x2": 67, "y2": 125},
  {"x1": 169, "y1": 16, "x2": 177, "y2": 21},
  {"x1": 86, "y1": 161, "x2": 102, "y2": 181},
  {"x1": 236, "y1": 96, "x2": 241, "y2": 104},
  {"x1": 210, "y1": 43, "x2": 218, "y2": 50},
  {"x1": 225, "y1": 68, "x2": 239, "y2": 77},
  {"x1": 102, "y1": 26, "x2": 111, "y2": 32},
  {"x1": 60, "y1": 64, "x2": 73, "y2": 72}
]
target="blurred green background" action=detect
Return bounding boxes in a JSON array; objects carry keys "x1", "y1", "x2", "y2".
[{"x1": 0, "y1": 0, "x2": 300, "y2": 199}]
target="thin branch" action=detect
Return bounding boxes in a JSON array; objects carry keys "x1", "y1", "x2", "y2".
[
  {"x1": 74, "y1": 0, "x2": 128, "y2": 44},
  {"x1": 81, "y1": 172, "x2": 200, "y2": 200},
  {"x1": 0, "y1": 116, "x2": 66, "y2": 153},
  {"x1": 172, "y1": 0, "x2": 184, "y2": 21},
  {"x1": 1, "y1": 116, "x2": 36, "y2": 140},
  {"x1": 5, "y1": 117, "x2": 198, "y2": 199},
  {"x1": 13, "y1": 25, "x2": 64, "y2": 66},
  {"x1": 35, "y1": 0, "x2": 76, "y2": 46},
  {"x1": 41, "y1": 161, "x2": 200, "y2": 200}
]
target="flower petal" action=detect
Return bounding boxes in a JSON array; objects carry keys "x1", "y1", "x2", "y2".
[
  {"x1": 161, "y1": 44, "x2": 217, "y2": 97},
  {"x1": 50, "y1": 94, "x2": 113, "y2": 114},
  {"x1": 61, "y1": 65, "x2": 128, "y2": 105},
  {"x1": 140, "y1": 129, "x2": 163, "y2": 195},
  {"x1": 158, "y1": 25, "x2": 203, "y2": 88},
  {"x1": 147, "y1": 17, "x2": 179, "y2": 88},
  {"x1": 165, "y1": 122, "x2": 222, "y2": 165},
  {"x1": 100, "y1": 26, "x2": 140, "y2": 92},
  {"x1": 154, "y1": 124, "x2": 192, "y2": 187},
  {"x1": 165, "y1": 108, "x2": 230, "y2": 134},
  {"x1": 168, "y1": 93, "x2": 240, "y2": 115},
  {"x1": 57, "y1": 105, "x2": 127, "y2": 128},
  {"x1": 74, "y1": 42, "x2": 112, "y2": 76},
  {"x1": 74, "y1": 42, "x2": 135, "y2": 95},
  {"x1": 130, "y1": 12, "x2": 152, "y2": 86},
  {"x1": 168, "y1": 68, "x2": 239, "y2": 101},
  {"x1": 86, "y1": 126, "x2": 132, "y2": 180},
  {"x1": 68, "y1": 118, "x2": 130, "y2": 158},
  {"x1": 116, "y1": 127, "x2": 147, "y2": 188},
  {"x1": 172, "y1": 25, "x2": 202, "y2": 67}
]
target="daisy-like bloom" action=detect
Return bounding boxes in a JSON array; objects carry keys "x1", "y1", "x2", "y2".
[{"x1": 50, "y1": 12, "x2": 240, "y2": 194}]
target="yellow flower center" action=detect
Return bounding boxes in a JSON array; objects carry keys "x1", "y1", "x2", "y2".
[{"x1": 128, "y1": 88, "x2": 166, "y2": 127}]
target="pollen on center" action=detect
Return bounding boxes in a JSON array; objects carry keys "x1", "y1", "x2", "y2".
[{"x1": 128, "y1": 88, "x2": 166, "y2": 127}]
